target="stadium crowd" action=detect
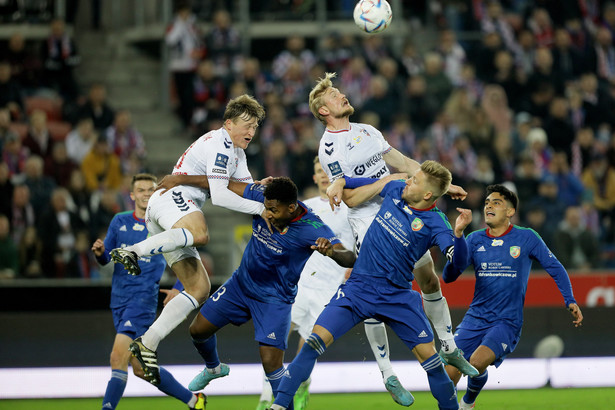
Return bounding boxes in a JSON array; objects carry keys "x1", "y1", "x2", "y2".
[{"x1": 1, "y1": 0, "x2": 615, "y2": 280}]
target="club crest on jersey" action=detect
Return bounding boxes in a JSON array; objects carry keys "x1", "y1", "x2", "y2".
[
  {"x1": 280, "y1": 226, "x2": 289, "y2": 235},
  {"x1": 328, "y1": 161, "x2": 343, "y2": 177},
  {"x1": 492, "y1": 238, "x2": 504, "y2": 246},
  {"x1": 411, "y1": 217, "x2": 424, "y2": 231},
  {"x1": 384, "y1": 211, "x2": 392, "y2": 219},
  {"x1": 481, "y1": 262, "x2": 487, "y2": 270},
  {"x1": 403, "y1": 205, "x2": 413, "y2": 214},
  {"x1": 510, "y1": 246, "x2": 521, "y2": 258},
  {"x1": 132, "y1": 223, "x2": 145, "y2": 231},
  {"x1": 215, "y1": 153, "x2": 229, "y2": 168}
]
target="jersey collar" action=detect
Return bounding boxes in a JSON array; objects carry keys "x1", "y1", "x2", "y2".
[
  {"x1": 325, "y1": 125, "x2": 351, "y2": 133},
  {"x1": 486, "y1": 224, "x2": 513, "y2": 238},
  {"x1": 132, "y1": 211, "x2": 145, "y2": 223},
  {"x1": 290, "y1": 203, "x2": 308, "y2": 222},
  {"x1": 407, "y1": 202, "x2": 437, "y2": 212}
]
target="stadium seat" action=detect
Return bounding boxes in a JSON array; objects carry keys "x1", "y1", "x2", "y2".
[
  {"x1": 47, "y1": 120, "x2": 72, "y2": 141},
  {"x1": 25, "y1": 96, "x2": 63, "y2": 121}
]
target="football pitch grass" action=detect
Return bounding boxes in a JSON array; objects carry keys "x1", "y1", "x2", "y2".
[{"x1": 1, "y1": 387, "x2": 614, "y2": 409}]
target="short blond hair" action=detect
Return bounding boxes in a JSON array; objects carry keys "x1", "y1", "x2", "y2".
[
  {"x1": 421, "y1": 160, "x2": 452, "y2": 200},
  {"x1": 309, "y1": 72, "x2": 336, "y2": 125},
  {"x1": 224, "y1": 94, "x2": 266, "y2": 124}
]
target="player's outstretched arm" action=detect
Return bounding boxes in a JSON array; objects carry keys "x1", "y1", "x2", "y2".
[
  {"x1": 568, "y1": 303, "x2": 584, "y2": 327},
  {"x1": 443, "y1": 208, "x2": 472, "y2": 283},
  {"x1": 446, "y1": 184, "x2": 468, "y2": 200},
  {"x1": 330, "y1": 173, "x2": 406, "y2": 209},
  {"x1": 311, "y1": 239, "x2": 356, "y2": 268},
  {"x1": 382, "y1": 147, "x2": 419, "y2": 176},
  {"x1": 157, "y1": 174, "x2": 249, "y2": 196}
]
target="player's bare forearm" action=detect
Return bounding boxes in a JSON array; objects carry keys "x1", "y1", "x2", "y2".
[
  {"x1": 311, "y1": 240, "x2": 356, "y2": 268},
  {"x1": 343, "y1": 179, "x2": 387, "y2": 207},
  {"x1": 157, "y1": 174, "x2": 209, "y2": 194},
  {"x1": 454, "y1": 208, "x2": 472, "y2": 237},
  {"x1": 383, "y1": 148, "x2": 419, "y2": 175}
]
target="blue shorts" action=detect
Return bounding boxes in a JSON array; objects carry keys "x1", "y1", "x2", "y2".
[
  {"x1": 454, "y1": 322, "x2": 521, "y2": 368},
  {"x1": 315, "y1": 274, "x2": 433, "y2": 350},
  {"x1": 111, "y1": 304, "x2": 156, "y2": 339},
  {"x1": 200, "y1": 275, "x2": 292, "y2": 350}
]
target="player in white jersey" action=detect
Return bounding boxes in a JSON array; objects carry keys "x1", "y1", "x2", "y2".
[
  {"x1": 308, "y1": 72, "x2": 477, "y2": 405},
  {"x1": 110, "y1": 95, "x2": 267, "y2": 385},
  {"x1": 256, "y1": 157, "x2": 355, "y2": 410}
]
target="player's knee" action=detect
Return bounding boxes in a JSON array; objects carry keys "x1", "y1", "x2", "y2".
[
  {"x1": 109, "y1": 350, "x2": 127, "y2": 368},
  {"x1": 191, "y1": 229, "x2": 209, "y2": 246}
]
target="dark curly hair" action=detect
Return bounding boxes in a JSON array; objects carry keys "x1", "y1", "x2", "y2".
[
  {"x1": 264, "y1": 177, "x2": 298, "y2": 205},
  {"x1": 486, "y1": 184, "x2": 519, "y2": 210}
]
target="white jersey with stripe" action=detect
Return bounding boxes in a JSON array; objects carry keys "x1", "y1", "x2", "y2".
[
  {"x1": 318, "y1": 122, "x2": 392, "y2": 219},
  {"x1": 171, "y1": 127, "x2": 264, "y2": 215},
  {"x1": 297, "y1": 196, "x2": 354, "y2": 292}
]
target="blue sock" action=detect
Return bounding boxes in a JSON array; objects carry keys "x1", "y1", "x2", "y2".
[
  {"x1": 157, "y1": 367, "x2": 193, "y2": 404},
  {"x1": 464, "y1": 369, "x2": 488, "y2": 405},
  {"x1": 192, "y1": 335, "x2": 220, "y2": 368},
  {"x1": 273, "y1": 333, "x2": 326, "y2": 408},
  {"x1": 421, "y1": 353, "x2": 458, "y2": 410},
  {"x1": 266, "y1": 366, "x2": 295, "y2": 410},
  {"x1": 101, "y1": 369, "x2": 127, "y2": 410}
]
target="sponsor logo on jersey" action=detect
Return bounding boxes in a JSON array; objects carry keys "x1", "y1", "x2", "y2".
[
  {"x1": 492, "y1": 239, "x2": 504, "y2": 246},
  {"x1": 477, "y1": 245, "x2": 486, "y2": 252},
  {"x1": 215, "y1": 153, "x2": 229, "y2": 168},
  {"x1": 328, "y1": 161, "x2": 343, "y2": 177},
  {"x1": 172, "y1": 191, "x2": 190, "y2": 212},
  {"x1": 119, "y1": 225, "x2": 127, "y2": 231},
  {"x1": 211, "y1": 167, "x2": 227, "y2": 174},
  {"x1": 411, "y1": 217, "x2": 424, "y2": 231},
  {"x1": 353, "y1": 153, "x2": 383, "y2": 176},
  {"x1": 384, "y1": 211, "x2": 392, "y2": 219},
  {"x1": 510, "y1": 246, "x2": 521, "y2": 258},
  {"x1": 132, "y1": 223, "x2": 145, "y2": 231},
  {"x1": 324, "y1": 141, "x2": 334, "y2": 155}
]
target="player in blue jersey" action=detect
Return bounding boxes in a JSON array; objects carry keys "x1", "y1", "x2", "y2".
[
  {"x1": 441, "y1": 184, "x2": 584, "y2": 409},
  {"x1": 270, "y1": 160, "x2": 472, "y2": 410},
  {"x1": 158, "y1": 175, "x2": 355, "y2": 404},
  {"x1": 91, "y1": 173, "x2": 206, "y2": 410}
]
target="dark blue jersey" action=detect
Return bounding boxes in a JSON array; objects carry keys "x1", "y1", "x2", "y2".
[
  {"x1": 353, "y1": 181, "x2": 455, "y2": 289},
  {"x1": 234, "y1": 184, "x2": 341, "y2": 304},
  {"x1": 454, "y1": 225, "x2": 576, "y2": 329},
  {"x1": 99, "y1": 211, "x2": 166, "y2": 311}
]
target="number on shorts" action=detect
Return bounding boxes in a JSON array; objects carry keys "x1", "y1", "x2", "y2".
[{"x1": 210, "y1": 286, "x2": 226, "y2": 302}]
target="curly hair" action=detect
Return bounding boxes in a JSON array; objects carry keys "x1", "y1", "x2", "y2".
[
  {"x1": 486, "y1": 184, "x2": 519, "y2": 210},
  {"x1": 263, "y1": 177, "x2": 298, "y2": 205}
]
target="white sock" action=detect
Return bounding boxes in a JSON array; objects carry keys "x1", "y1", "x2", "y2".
[
  {"x1": 259, "y1": 372, "x2": 273, "y2": 402},
  {"x1": 127, "y1": 228, "x2": 194, "y2": 257},
  {"x1": 142, "y1": 291, "x2": 198, "y2": 350},
  {"x1": 364, "y1": 319, "x2": 395, "y2": 380},
  {"x1": 270, "y1": 405, "x2": 285, "y2": 410},
  {"x1": 206, "y1": 364, "x2": 222, "y2": 374},
  {"x1": 187, "y1": 394, "x2": 197, "y2": 407},
  {"x1": 422, "y1": 290, "x2": 457, "y2": 353}
]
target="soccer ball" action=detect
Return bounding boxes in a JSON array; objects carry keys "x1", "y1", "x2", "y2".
[{"x1": 353, "y1": 0, "x2": 393, "y2": 34}]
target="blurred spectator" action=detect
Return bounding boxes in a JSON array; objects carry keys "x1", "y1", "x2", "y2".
[
  {"x1": 581, "y1": 152, "x2": 615, "y2": 241},
  {"x1": 263, "y1": 138, "x2": 290, "y2": 178},
  {"x1": 340, "y1": 56, "x2": 372, "y2": 111},
  {"x1": 399, "y1": 41, "x2": 424, "y2": 78},
  {"x1": 76, "y1": 83, "x2": 115, "y2": 132},
  {"x1": 23, "y1": 155, "x2": 56, "y2": 215},
  {"x1": 435, "y1": 29, "x2": 466, "y2": 86},
  {"x1": 277, "y1": 59, "x2": 311, "y2": 116},
  {"x1": 319, "y1": 32, "x2": 355, "y2": 74},
  {"x1": 205, "y1": 9, "x2": 242, "y2": 78},
  {"x1": 458, "y1": 63, "x2": 484, "y2": 105},
  {"x1": 511, "y1": 111, "x2": 532, "y2": 155},
  {"x1": 66, "y1": 230, "x2": 99, "y2": 278},
  {"x1": 259, "y1": 103, "x2": 296, "y2": 150},
  {"x1": 360, "y1": 35, "x2": 393, "y2": 72},
  {"x1": 528, "y1": 46, "x2": 564, "y2": 104},
  {"x1": 0, "y1": 60, "x2": 24, "y2": 120},
  {"x1": 38, "y1": 187, "x2": 85, "y2": 278},
  {"x1": 492, "y1": 132, "x2": 515, "y2": 181},
  {"x1": 527, "y1": 174, "x2": 567, "y2": 228},
  {"x1": 362, "y1": 75, "x2": 396, "y2": 130},
  {"x1": 490, "y1": 49, "x2": 525, "y2": 111},
  {"x1": 474, "y1": 31, "x2": 505, "y2": 82},
  {"x1": 514, "y1": 153, "x2": 542, "y2": 216},
  {"x1": 443, "y1": 88, "x2": 475, "y2": 135},
  {"x1": 543, "y1": 96, "x2": 575, "y2": 160},
  {"x1": 566, "y1": 85, "x2": 585, "y2": 131},
  {"x1": 41, "y1": 18, "x2": 80, "y2": 102},
  {"x1": 165, "y1": 2, "x2": 203, "y2": 128},
  {"x1": 18, "y1": 225, "x2": 42, "y2": 278},
  {"x1": 527, "y1": 8, "x2": 554, "y2": 48},
  {"x1": 89, "y1": 188, "x2": 122, "y2": 241},
  {"x1": 525, "y1": 127, "x2": 552, "y2": 174},
  {"x1": 2, "y1": 128, "x2": 26, "y2": 178},
  {"x1": 375, "y1": 57, "x2": 405, "y2": 107},
  {"x1": 426, "y1": 111, "x2": 460, "y2": 157},
  {"x1": 481, "y1": 84, "x2": 512, "y2": 137},
  {"x1": 81, "y1": 136, "x2": 122, "y2": 192},
  {"x1": 473, "y1": 153, "x2": 496, "y2": 185},
  {"x1": 23, "y1": 109, "x2": 53, "y2": 161},
  {"x1": 10, "y1": 184, "x2": 35, "y2": 244},
  {"x1": 44, "y1": 141, "x2": 78, "y2": 188},
  {"x1": 554, "y1": 205, "x2": 600, "y2": 270},
  {"x1": 272, "y1": 35, "x2": 316, "y2": 80},
  {"x1": 66, "y1": 117, "x2": 96, "y2": 164},
  {"x1": 548, "y1": 151, "x2": 585, "y2": 207},
  {"x1": 0, "y1": 213, "x2": 18, "y2": 279},
  {"x1": 514, "y1": 29, "x2": 536, "y2": 77},
  {"x1": 449, "y1": 135, "x2": 478, "y2": 183},
  {"x1": 551, "y1": 28, "x2": 584, "y2": 83},
  {"x1": 104, "y1": 110, "x2": 146, "y2": 173},
  {"x1": 192, "y1": 60, "x2": 227, "y2": 133},
  {"x1": 401, "y1": 75, "x2": 439, "y2": 133},
  {"x1": 1, "y1": 32, "x2": 41, "y2": 91},
  {"x1": 0, "y1": 107, "x2": 18, "y2": 154},
  {"x1": 466, "y1": 106, "x2": 495, "y2": 155},
  {"x1": 588, "y1": 26, "x2": 615, "y2": 85},
  {"x1": 238, "y1": 57, "x2": 271, "y2": 102},
  {"x1": 479, "y1": 0, "x2": 519, "y2": 54},
  {"x1": 579, "y1": 72, "x2": 613, "y2": 130},
  {"x1": 423, "y1": 51, "x2": 453, "y2": 109},
  {"x1": 386, "y1": 116, "x2": 417, "y2": 156},
  {"x1": 524, "y1": 205, "x2": 555, "y2": 250},
  {"x1": 0, "y1": 161, "x2": 13, "y2": 217},
  {"x1": 67, "y1": 169, "x2": 92, "y2": 224},
  {"x1": 571, "y1": 127, "x2": 597, "y2": 176}
]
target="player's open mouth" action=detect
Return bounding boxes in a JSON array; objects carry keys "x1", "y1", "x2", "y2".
[{"x1": 486, "y1": 211, "x2": 495, "y2": 217}]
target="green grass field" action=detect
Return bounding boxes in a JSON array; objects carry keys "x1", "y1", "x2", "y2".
[{"x1": 1, "y1": 388, "x2": 614, "y2": 410}]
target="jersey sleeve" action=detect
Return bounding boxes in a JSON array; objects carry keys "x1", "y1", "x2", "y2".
[
  {"x1": 366, "y1": 124, "x2": 392, "y2": 155},
  {"x1": 528, "y1": 229, "x2": 577, "y2": 306},
  {"x1": 230, "y1": 150, "x2": 254, "y2": 183},
  {"x1": 99, "y1": 215, "x2": 120, "y2": 265},
  {"x1": 243, "y1": 183, "x2": 265, "y2": 202},
  {"x1": 379, "y1": 180, "x2": 405, "y2": 198}
]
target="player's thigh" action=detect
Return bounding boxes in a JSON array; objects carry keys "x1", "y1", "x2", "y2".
[
  {"x1": 313, "y1": 303, "x2": 360, "y2": 346},
  {"x1": 171, "y1": 209, "x2": 209, "y2": 243},
  {"x1": 470, "y1": 345, "x2": 497, "y2": 372},
  {"x1": 169, "y1": 256, "x2": 210, "y2": 299},
  {"x1": 382, "y1": 289, "x2": 435, "y2": 352},
  {"x1": 148, "y1": 190, "x2": 208, "y2": 242},
  {"x1": 198, "y1": 276, "x2": 250, "y2": 332}
]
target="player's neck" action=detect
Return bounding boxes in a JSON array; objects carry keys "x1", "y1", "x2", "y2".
[
  {"x1": 326, "y1": 116, "x2": 351, "y2": 131},
  {"x1": 487, "y1": 221, "x2": 511, "y2": 237},
  {"x1": 134, "y1": 208, "x2": 146, "y2": 220}
]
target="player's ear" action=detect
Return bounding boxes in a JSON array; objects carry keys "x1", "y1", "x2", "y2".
[
  {"x1": 318, "y1": 105, "x2": 329, "y2": 116},
  {"x1": 506, "y1": 207, "x2": 516, "y2": 218},
  {"x1": 423, "y1": 191, "x2": 433, "y2": 201}
]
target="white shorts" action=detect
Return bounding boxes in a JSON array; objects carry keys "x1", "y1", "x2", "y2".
[
  {"x1": 291, "y1": 285, "x2": 339, "y2": 340},
  {"x1": 348, "y1": 216, "x2": 432, "y2": 268},
  {"x1": 146, "y1": 189, "x2": 202, "y2": 267}
]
